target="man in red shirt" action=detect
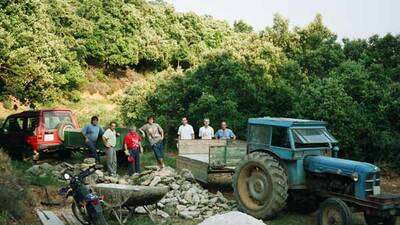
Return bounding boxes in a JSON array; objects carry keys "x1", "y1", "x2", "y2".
[{"x1": 124, "y1": 125, "x2": 142, "y2": 176}]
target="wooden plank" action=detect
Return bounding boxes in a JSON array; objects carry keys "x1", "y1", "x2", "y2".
[
  {"x1": 209, "y1": 140, "x2": 247, "y2": 168},
  {"x1": 61, "y1": 211, "x2": 81, "y2": 225},
  {"x1": 178, "y1": 139, "x2": 226, "y2": 155},
  {"x1": 37, "y1": 209, "x2": 65, "y2": 225},
  {"x1": 176, "y1": 155, "x2": 209, "y2": 183}
]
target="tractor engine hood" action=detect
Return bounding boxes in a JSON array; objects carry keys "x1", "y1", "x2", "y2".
[{"x1": 304, "y1": 155, "x2": 380, "y2": 177}]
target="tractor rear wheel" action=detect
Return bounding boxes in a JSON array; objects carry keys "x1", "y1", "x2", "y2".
[
  {"x1": 233, "y1": 152, "x2": 288, "y2": 219},
  {"x1": 318, "y1": 198, "x2": 352, "y2": 225},
  {"x1": 364, "y1": 213, "x2": 396, "y2": 225}
]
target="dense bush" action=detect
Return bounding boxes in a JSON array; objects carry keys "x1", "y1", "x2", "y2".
[
  {"x1": 0, "y1": 0, "x2": 232, "y2": 105},
  {"x1": 0, "y1": 0, "x2": 399, "y2": 168},
  {"x1": 121, "y1": 15, "x2": 400, "y2": 169}
]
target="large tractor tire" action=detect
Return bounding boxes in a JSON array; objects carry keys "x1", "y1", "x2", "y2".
[{"x1": 233, "y1": 152, "x2": 288, "y2": 219}]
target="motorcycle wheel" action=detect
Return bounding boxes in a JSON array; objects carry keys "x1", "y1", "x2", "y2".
[
  {"x1": 71, "y1": 201, "x2": 90, "y2": 225},
  {"x1": 92, "y1": 212, "x2": 108, "y2": 225}
]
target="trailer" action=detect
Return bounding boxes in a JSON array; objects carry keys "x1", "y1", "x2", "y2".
[
  {"x1": 62, "y1": 127, "x2": 129, "y2": 152},
  {"x1": 176, "y1": 139, "x2": 247, "y2": 184}
]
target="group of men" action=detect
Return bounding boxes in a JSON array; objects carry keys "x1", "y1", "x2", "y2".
[
  {"x1": 178, "y1": 117, "x2": 236, "y2": 140},
  {"x1": 81, "y1": 115, "x2": 236, "y2": 177},
  {"x1": 82, "y1": 116, "x2": 165, "y2": 177}
]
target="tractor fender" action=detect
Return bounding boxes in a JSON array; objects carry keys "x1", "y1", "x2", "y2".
[{"x1": 248, "y1": 149, "x2": 288, "y2": 172}]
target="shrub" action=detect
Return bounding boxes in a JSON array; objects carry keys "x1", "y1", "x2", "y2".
[{"x1": 0, "y1": 151, "x2": 33, "y2": 221}]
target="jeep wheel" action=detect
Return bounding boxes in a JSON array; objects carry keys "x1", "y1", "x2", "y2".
[
  {"x1": 318, "y1": 198, "x2": 352, "y2": 225},
  {"x1": 233, "y1": 152, "x2": 288, "y2": 219},
  {"x1": 364, "y1": 213, "x2": 396, "y2": 225}
]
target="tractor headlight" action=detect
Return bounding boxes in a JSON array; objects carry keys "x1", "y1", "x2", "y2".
[{"x1": 351, "y1": 172, "x2": 359, "y2": 182}]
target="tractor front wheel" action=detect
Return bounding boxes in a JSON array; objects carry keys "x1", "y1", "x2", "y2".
[
  {"x1": 233, "y1": 152, "x2": 288, "y2": 219},
  {"x1": 364, "y1": 213, "x2": 396, "y2": 225},
  {"x1": 318, "y1": 198, "x2": 352, "y2": 225}
]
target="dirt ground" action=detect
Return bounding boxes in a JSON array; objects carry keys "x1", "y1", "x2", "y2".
[{"x1": 29, "y1": 173, "x2": 400, "y2": 225}]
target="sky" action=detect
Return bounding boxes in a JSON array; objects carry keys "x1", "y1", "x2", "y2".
[{"x1": 166, "y1": 0, "x2": 400, "y2": 40}]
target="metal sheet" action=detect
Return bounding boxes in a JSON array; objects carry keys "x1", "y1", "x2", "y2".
[{"x1": 64, "y1": 127, "x2": 129, "y2": 151}]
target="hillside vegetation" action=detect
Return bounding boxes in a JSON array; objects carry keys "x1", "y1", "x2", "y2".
[{"x1": 0, "y1": 1, "x2": 399, "y2": 168}]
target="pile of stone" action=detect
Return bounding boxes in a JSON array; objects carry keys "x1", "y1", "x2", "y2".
[
  {"x1": 27, "y1": 161, "x2": 236, "y2": 221},
  {"x1": 133, "y1": 167, "x2": 236, "y2": 220}
]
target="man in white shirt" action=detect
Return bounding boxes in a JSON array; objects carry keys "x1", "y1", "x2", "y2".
[
  {"x1": 178, "y1": 117, "x2": 194, "y2": 139},
  {"x1": 199, "y1": 118, "x2": 214, "y2": 139}
]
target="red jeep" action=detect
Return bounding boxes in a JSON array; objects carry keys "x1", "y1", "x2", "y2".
[{"x1": 0, "y1": 109, "x2": 79, "y2": 160}]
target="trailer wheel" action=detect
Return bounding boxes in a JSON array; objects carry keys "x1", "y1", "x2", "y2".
[
  {"x1": 318, "y1": 198, "x2": 352, "y2": 225},
  {"x1": 233, "y1": 152, "x2": 288, "y2": 219},
  {"x1": 364, "y1": 214, "x2": 396, "y2": 225}
]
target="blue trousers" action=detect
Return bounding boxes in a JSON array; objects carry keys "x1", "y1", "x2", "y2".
[
  {"x1": 151, "y1": 142, "x2": 164, "y2": 161},
  {"x1": 86, "y1": 139, "x2": 99, "y2": 163},
  {"x1": 128, "y1": 149, "x2": 140, "y2": 175}
]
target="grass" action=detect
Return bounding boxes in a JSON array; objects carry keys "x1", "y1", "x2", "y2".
[
  {"x1": 0, "y1": 211, "x2": 10, "y2": 225},
  {"x1": 11, "y1": 156, "x2": 65, "y2": 187},
  {"x1": 105, "y1": 211, "x2": 385, "y2": 225}
]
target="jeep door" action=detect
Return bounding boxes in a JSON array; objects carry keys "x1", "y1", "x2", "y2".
[{"x1": 0, "y1": 117, "x2": 25, "y2": 151}]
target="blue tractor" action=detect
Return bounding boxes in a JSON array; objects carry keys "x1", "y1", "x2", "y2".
[{"x1": 233, "y1": 117, "x2": 400, "y2": 225}]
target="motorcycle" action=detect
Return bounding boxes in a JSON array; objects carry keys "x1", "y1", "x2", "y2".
[{"x1": 59, "y1": 164, "x2": 108, "y2": 225}]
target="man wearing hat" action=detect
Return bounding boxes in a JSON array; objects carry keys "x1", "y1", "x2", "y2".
[{"x1": 124, "y1": 125, "x2": 142, "y2": 176}]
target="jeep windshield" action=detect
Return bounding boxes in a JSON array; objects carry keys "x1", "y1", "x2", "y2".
[
  {"x1": 292, "y1": 127, "x2": 337, "y2": 148},
  {"x1": 44, "y1": 111, "x2": 73, "y2": 130}
]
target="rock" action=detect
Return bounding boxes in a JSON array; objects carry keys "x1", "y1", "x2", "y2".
[
  {"x1": 164, "y1": 202, "x2": 177, "y2": 216},
  {"x1": 26, "y1": 165, "x2": 41, "y2": 176},
  {"x1": 79, "y1": 163, "x2": 93, "y2": 170},
  {"x1": 149, "y1": 176, "x2": 161, "y2": 186},
  {"x1": 184, "y1": 191, "x2": 193, "y2": 203},
  {"x1": 188, "y1": 205, "x2": 197, "y2": 211},
  {"x1": 141, "y1": 175, "x2": 153, "y2": 186},
  {"x1": 170, "y1": 183, "x2": 180, "y2": 190},
  {"x1": 155, "y1": 209, "x2": 170, "y2": 219},
  {"x1": 210, "y1": 197, "x2": 218, "y2": 205},
  {"x1": 26, "y1": 163, "x2": 54, "y2": 176},
  {"x1": 192, "y1": 193, "x2": 200, "y2": 204},
  {"x1": 95, "y1": 170, "x2": 104, "y2": 178},
  {"x1": 83, "y1": 158, "x2": 96, "y2": 164},
  {"x1": 179, "y1": 210, "x2": 200, "y2": 219},
  {"x1": 118, "y1": 179, "x2": 128, "y2": 184},
  {"x1": 198, "y1": 211, "x2": 267, "y2": 225},
  {"x1": 179, "y1": 168, "x2": 195, "y2": 182},
  {"x1": 176, "y1": 205, "x2": 186, "y2": 212},
  {"x1": 135, "y1": 206, "x2": 147, "y2": 214},
  {"x1": 106, "y1": 176, "x2": 119, "y2": 183},
  {"x1": 179, "y1": 211, "x2": 193, "y2": 219},
  {"x1": 144, "y1": 165, "x2": 159, "y2": 171},
  {"x1": 178, "y1": 197, "x2": 188, "y2": 205},
  {"x1": 200, "y1": 196, "x2": 209, "y2": 204},
  {"x1": 157, "y1": 202, "x2": 164, "y2": 208}
]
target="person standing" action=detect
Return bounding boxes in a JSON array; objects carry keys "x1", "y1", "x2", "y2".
[
  {"x1": 139, "y1": 116, "x2": 165, "y2": 170},
  {"x1": 124, "y1": 125, "x2": 142, "y2": 176},
  {"x1": 102, "y1": 122, "x2": 118, "y2": 177},
  {"x1": 178, "y1": 117, "x2": 194, "y2": 140},
  {"x1": 199, "y1": 118, "x2": 214, "y2": 140},
  {"x1": 82, "y1": 116, "x2": 104, "y2": 163},
  {"x1": 215, "y1": 121, "x2": 236, "y2": 140}
]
